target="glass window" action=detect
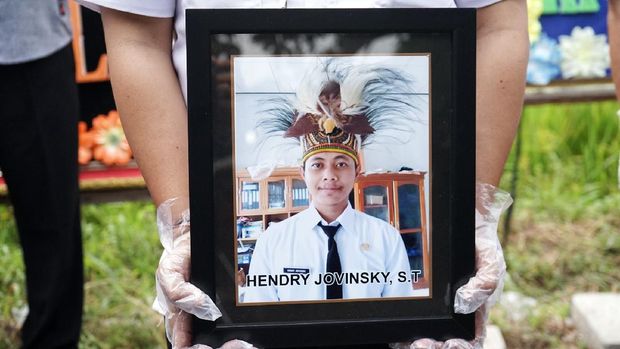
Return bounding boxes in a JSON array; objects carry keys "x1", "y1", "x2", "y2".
[
  {"x1": 398, "y1": 183, "x2": 421, "y2": 230},
  {"x1": 241, "y1": 181, "x2": 260, "y2": 210},
  {"x1": 267, "y1": 179, "x2": 286, "y2": 209},
  {"x1": 363, "y1": 185, "x2": 389, "y2": 222},
  {"x1": 401, "y1": 232, "x2": 424, "y2": 277},
  {"x1": 292, "y1": 179, "x2": 309, "y2": 207}
]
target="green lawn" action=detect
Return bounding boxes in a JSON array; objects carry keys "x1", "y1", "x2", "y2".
[
  {"x1": 0, "y1": 202, "x2": 165, "y2": 349},
  {"x1": 492, "y1": 100, "x2": 620, "y2": 348},
  {"x1": 0, "y1": 100, "x2": 619, "y2": 348}
]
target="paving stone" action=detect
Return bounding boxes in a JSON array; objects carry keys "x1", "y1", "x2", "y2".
[
  {"x1": 483, "y1": 325, "x2": 506, "y2": 349},
  {"x1": 571, "y1": 293, "x2": 620, "y2": 349}
]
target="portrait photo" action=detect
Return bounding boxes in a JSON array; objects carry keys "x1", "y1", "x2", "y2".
[
  {"x1": 231, "y1": 54, "x2": 431, "y2": 305},
  {"x1": 187, "y1": 9, "x2": 477, "y2": 344}
]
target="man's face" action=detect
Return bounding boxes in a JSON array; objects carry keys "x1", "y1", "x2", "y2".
[{"x1": 301, "y1": 152, "x2": 358, "y2": 213}]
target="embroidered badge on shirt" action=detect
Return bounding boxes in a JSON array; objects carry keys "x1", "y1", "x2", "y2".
[
  {"x1": 283, "y1": 267, "x2": 310, "y2": 274},
  {"x1": 360, "y1": 243, "x2": 370, "y2": 251}
]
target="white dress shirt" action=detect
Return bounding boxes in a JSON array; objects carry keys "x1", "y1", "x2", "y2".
[
  {"x1": 243, "y1": 203, "x2": 414, "y2": 302},
  {"x1": 76, "y1": 0, "x2": 501, "y2": 101}
]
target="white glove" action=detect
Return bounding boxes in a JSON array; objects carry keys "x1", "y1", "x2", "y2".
[
  {"x1": 154, "y1": 198, "x2": 258, "y2": 349},
  {"x1": 392, "y1": 182, "x2": 513, "y2": 349}
]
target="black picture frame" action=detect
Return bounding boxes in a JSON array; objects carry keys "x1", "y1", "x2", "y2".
[{"x1": 187, "y1": 8, "x2": 476, "y2": 348}]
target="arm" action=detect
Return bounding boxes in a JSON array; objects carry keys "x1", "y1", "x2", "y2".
[
  {"x1": 401, "y1": 2, "x2": 527, "y2": 348},
  {"x1": 99, "y1": 8, "x2": 189, "y2": 208},
  {"x1": 475, "y1": 0, "x2": 529, "y2": 186},
  {"x1": 98, "y1": 9, "x2": 216, "y2": 348}
]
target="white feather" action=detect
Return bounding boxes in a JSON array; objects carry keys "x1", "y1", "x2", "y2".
[
  {"x1": 294, "y1": 63, "x2": 327, "y2": 115},
  {"x1": 340, "y1": 67, "x2": 375, "y2": 114}
]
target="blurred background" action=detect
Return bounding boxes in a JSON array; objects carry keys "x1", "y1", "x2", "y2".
[{"x1": 1, "y1": 1, "x2": 618, "y2": 348}]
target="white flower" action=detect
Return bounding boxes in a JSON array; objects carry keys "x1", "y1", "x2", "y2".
[
  {"x1": 527, "y1": 0, "x2": 544, "y2": 43},
  {"x1": 559, "y1": 26, "x2": 610, "y2": 79}
]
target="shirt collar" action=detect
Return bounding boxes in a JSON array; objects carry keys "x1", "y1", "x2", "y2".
[{"x1": 300, "y1": 202, "x2": 356, "y2": 233}]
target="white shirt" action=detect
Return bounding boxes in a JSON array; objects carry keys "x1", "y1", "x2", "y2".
[
  {"x1": 76, "y1": 0, "x2": 501, "y2": 100},
  {"x1": 243, "y1": 203, "x2": 414, "y2": 302}
]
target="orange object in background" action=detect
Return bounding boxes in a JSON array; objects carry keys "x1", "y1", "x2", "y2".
[
  {"x1": 91, "y1": 111, "x2": 132, "y2": 166},
  {"x1": 78, "y1": 121, "x2": 94, "y2": 165},
  {"x1": 69, "y1": 0, "x2": 109, "y2": 83}
]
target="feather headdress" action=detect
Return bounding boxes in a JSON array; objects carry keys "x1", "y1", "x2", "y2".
[{"x1": 257, "y1": 59, "x2": 420, "y2": 165}]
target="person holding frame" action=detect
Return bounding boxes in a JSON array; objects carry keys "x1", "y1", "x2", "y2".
[{"x1": 76, "y1": 0, "x2": 527, "y2": 348}]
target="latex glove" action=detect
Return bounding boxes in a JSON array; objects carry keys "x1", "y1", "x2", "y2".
[
  {"x1": 167, "y1": 311, "x2": 193, "y2": 348},
  {"x1": 154, "y1": 198, "x2": 256, "y2": 349},
  {"x1": 391, "y1": 182, "x2": 513, "y2": 349},
  {"x1": 167, "y1": 311, "x2": 257, "y2": 349}
]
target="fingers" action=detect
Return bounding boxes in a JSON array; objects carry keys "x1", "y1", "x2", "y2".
[
  {"x1": 394, "y1": 301, "x2": 493, "y2": 349},
  {"x1": 158, "y1": 234, "x2": 191, "y2": 300},
  {"x1": 410, "y1": 339, "x2": 474, "y2": 349},
  {"x1": 472, "y1": 305, "x2": 488, "y2": 348},
  {"x1": 157, "y1": 233, "x2": 222, "y2": 320},
  {"x1": 453, "y1": 183, "x2": 512, "y2": 344},
  {"x1": 441, "y1": 339, "x2": 473, "y2": 349},
  {"x1": 173, "y1": 290, "x2": 222, "y2": 321},
  {"x1": 475, "y1": 304, "x2": 486, "y2": 337},
  {"x1": 218, "y1": 339, "x2": 258, "y2": 349},
  {"x1": 188, "y1": 339, "x2": 257, "y2": 349},
  {"x1": 411, "y1": 339, "x2": 443, "y2": 349},
  {"x1": 156, "y1": 199, "x2": 225, "y2": 346},
  {"x1": 169, "y1": 312, "x2": 257, "y2": 349},
  {"x1": 171, "y1": 311, "x2": 195, "y2": 349},
  {"x1": 473, "y1": 206, "x2": 506, "y2": 286},
  {"x1": 473, "y1": 234, "x2": 504, "y2": 289},
  {"x1": 407, "y1": 308, "x2": 487, "y2": 349},
  {"x1": 454, "y1": 209, "x2": 507, "y2": 314}
]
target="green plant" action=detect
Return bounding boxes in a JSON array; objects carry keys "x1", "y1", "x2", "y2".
[
  {"x1": 496, "y1": 100, "x2": 620, "y2": 349},
  {"x1": 0, "y1": 201, "x2": 165, "y2": 349},
  {"x1": 506, "y1": 100, "x2": 620, "y2": 221}
]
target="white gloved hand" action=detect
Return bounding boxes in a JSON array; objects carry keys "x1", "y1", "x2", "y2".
[
  {"x1": 154, "y1": 198, "x2": 258, "y2": 349},
  {"x1": 168, "y1": 311, "x2": 256, "y2": 349},
  {"x1": 391, "y1": 182, "x2": 513, "y2": 349}
]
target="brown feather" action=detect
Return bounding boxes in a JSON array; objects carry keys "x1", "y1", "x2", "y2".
[
  {"x1": 341, "y1": 115, "x2": 375, "y2": 135},
  {"x1": 284, "y1": 114, "x2": 320, "y2": 137}
]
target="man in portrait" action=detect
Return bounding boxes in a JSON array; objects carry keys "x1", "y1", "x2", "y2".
[{"x1": 242, "y1": 62, "x2": 420, "y2": 303}]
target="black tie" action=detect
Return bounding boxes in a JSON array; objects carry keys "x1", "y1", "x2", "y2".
[{"x1": 318, "y1": 222, "x2": 342, "y2": 299}]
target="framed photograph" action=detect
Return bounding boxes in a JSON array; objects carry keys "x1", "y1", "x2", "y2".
[{"x1": 187, "y1": 9, "x2": 476, "y2": 348}]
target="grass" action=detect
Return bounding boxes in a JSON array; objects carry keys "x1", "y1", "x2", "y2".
[
  {"x1": 503, "y1": 101, "x2": 620, "y2": 221},
  {"x1": 0, "y1": 100, "x2": 619, "y2": 347},
  {"x1": 0, "y1": 201, "x2": 165, "y2": 349},
  {"x1": 492, "y1": 100, "x2": 620, "y2": 348},
  {"x1": 493, "y1": 212, "x2": 620, "y2": 348},
  {"x1": 0, "y1": 207, "x2": 26, "y2": 346}
]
